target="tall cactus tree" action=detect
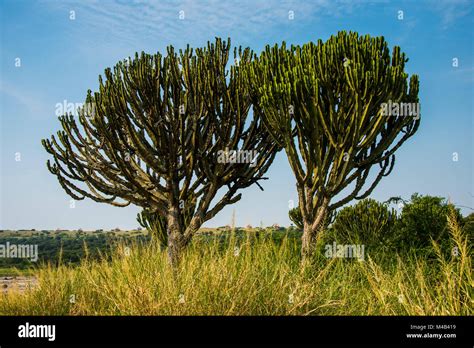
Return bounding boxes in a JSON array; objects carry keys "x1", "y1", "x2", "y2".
[
  {"x1": 247, "y1": 31, "x2": 420, "y2": 258},
  {"x1": 42, "y1": 38, "x2": 279, "y2": 266}
]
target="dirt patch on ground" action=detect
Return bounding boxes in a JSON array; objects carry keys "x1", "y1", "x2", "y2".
[{"x1": 0, "y1": 276, "x2": 37, "y2": 293}]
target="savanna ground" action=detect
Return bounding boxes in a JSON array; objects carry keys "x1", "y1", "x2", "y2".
[{"x1": 0, "y1": 212, "x2": 472, "y2": 316}]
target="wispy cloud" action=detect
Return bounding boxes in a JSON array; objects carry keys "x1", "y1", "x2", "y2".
[
  {"x1": 0, "y1": 80, "x2": 49, "y2": 117},
  {"x1": 42, "y1": 0, "x2": 374, "y2": 49},
  {"x1": 428, "y1": 0, "x2": 473, "y2": 29}
]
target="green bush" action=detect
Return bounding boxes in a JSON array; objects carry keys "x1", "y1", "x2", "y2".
[
  {"x1": 288, "y1": 206, "x2": 334, "y2": 231},
  {"x1": 463, "y1": 212, "x2": 474, "y2": 245},
  {"x1": 328, "y1": 198, "x2": 397, "y2": 249},
  {"x1": 288, "y1": 207, "x2": 303, "y2": 230},
  {"x1": 136, "y1": 210, "x2": 168, "y2": 248},
  {"x1": 395, "y1": 193, "x2": 464, "y2": 251}
]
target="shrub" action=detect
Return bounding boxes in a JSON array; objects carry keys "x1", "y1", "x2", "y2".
[
  {"x1": 136, "y1": 210, "x2": 168, "y2": 248},
  {"x1": 328, "y1": 198, "x2": 397, "y2": 249},
  {"x1": 288, "y1": 207, "x2": 303, "y2": 230},
  {"x1": 395, "y1": 193, "x2": 464, "y2": 251},
  {"x1": 463, "y1": 212, "x2": 474, "y2": 245},
  {"x1": 289, "y1": 207, "x2": 334, "y2": 231}
]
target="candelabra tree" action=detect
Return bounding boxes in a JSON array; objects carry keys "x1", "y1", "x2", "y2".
[
  {"x1": 246, "y1": 31, "x2": 420, "y2": 258},
  {"x1": 42, "y1": 38, "x2": 280, "y2": 266}
]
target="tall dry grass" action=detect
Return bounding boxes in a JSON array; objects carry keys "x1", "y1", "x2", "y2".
[{"x1": 0, "y1": 211, "x2": 472, "y2": 315}]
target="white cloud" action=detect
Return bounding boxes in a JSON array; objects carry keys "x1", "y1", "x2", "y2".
[
  {"x1": 429, "y1": 0, "x2": 473, "y2": 28},
  {"x1": 0, "y1": 80, "x2": 49, "y2": 116},
  {"x1": 42, "y1": 0, "x2": 373, "y2": 48}
]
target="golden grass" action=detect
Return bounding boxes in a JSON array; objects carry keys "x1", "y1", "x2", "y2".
[{"x1": 0, "y1": 211, "x2": 472, "y2": 315}]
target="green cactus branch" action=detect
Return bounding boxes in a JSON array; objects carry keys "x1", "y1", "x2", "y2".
[
  {"x1": 42, "y1": 38, "x2": 280, "y2": 266},
  {"x1": 247, "y1": 31, "x2": 420, "y2": 257}
]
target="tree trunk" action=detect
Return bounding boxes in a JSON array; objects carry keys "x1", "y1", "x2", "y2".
[
  {"x1": 167, "y1": 230, "x2": 186, "y2": 268},
  {"x1": 301, "y1": 223, "x2": 316, "y2": 259},
  {"x1": 301, "y1": 199, "x2": 329, "y2": 260},
  {"x1": 166, "y1": 206, "x2": 188, "y2": 268}
]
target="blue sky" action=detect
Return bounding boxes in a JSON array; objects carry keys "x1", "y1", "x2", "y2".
[{"x1": 0, "y1": 0, "x2": 473, "y2": 230}]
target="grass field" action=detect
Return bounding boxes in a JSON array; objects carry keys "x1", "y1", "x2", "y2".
[{"x1": 0, "y1": 212, "x2": 472, "y2": 315}]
